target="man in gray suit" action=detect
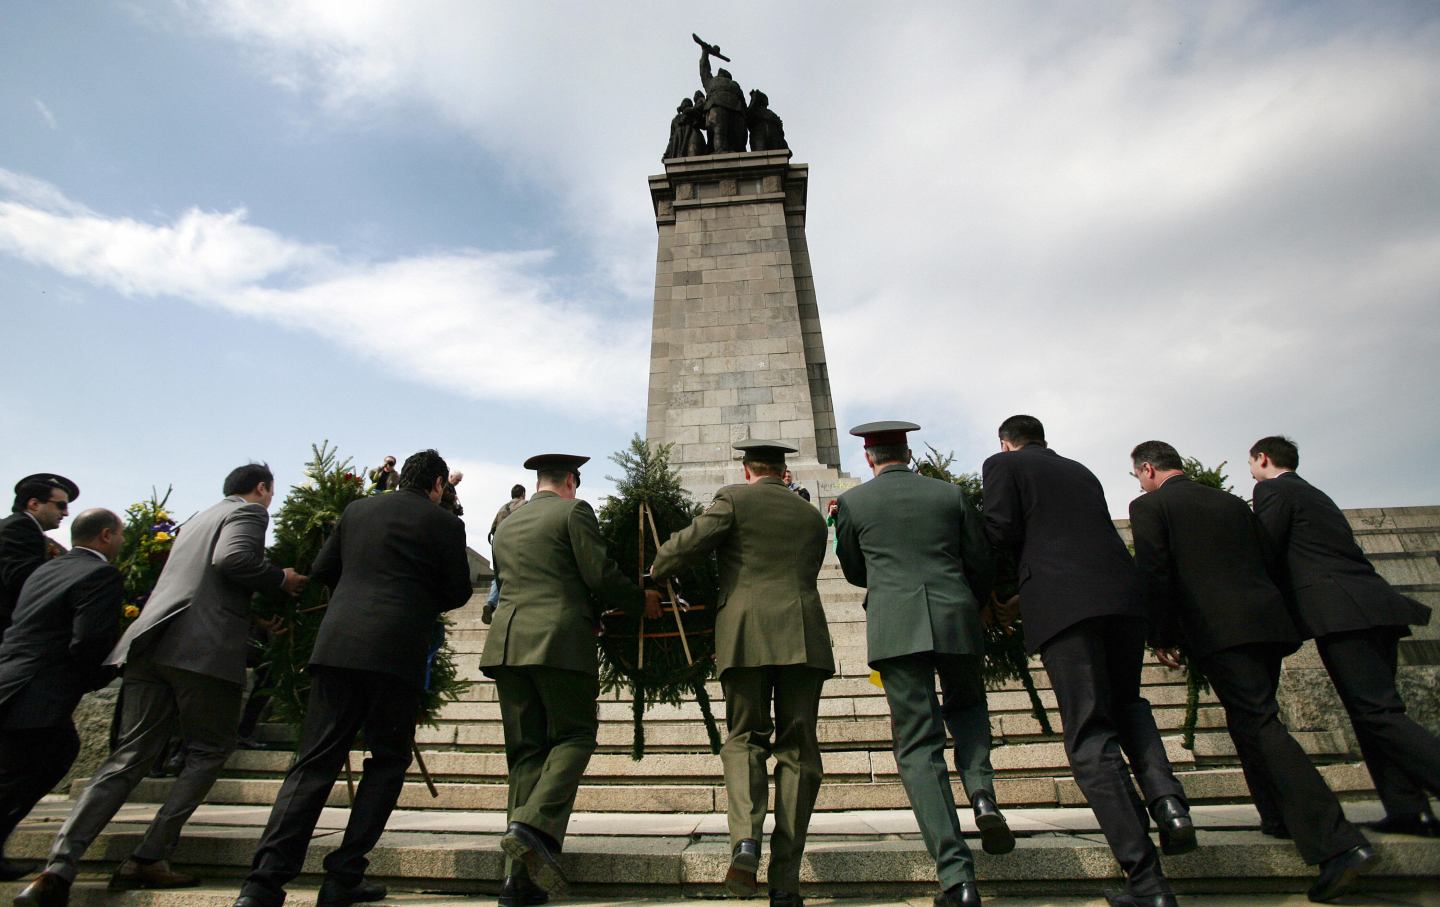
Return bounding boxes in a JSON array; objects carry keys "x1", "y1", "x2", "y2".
[
  {"x1": 16, "y1": 464, "x2": 305, "y2": 907},
  {"x1": 834, "y1": 422, "x2": 1010, "y2": 907}
]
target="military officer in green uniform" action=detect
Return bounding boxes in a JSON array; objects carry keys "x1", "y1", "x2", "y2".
[
  {"x1": 651, "y1": 440, "x2": 832, "y2": 907},
  {"x1": 481, "y1": 454, "x2": 661, "y2": 905},
  {"x1": 833, "y1": 422, "x2": 1014, "y2": 907}
]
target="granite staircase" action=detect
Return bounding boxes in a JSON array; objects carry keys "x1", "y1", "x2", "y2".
[{"x1": 8, "y1": 507, "x2": 1440, "y2": 903}]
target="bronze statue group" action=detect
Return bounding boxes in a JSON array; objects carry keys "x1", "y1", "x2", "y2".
[{"x1": 1, "y1": 416, "x2": 1436, "y2": 907}]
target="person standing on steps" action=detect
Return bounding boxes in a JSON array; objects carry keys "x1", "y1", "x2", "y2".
[
  {"x1": 1249, "y1": 435, "x2": 1439, "y2": 838},
  {"x1": 651, "y1": 440, "x2": 833, "y2": 907},
  {"x1": 17, "y1": 464, "x2": 306, "y2": 907},
  {"x1": 1129, "y1": 440, "x2": 1374, "y2": 903},
  {"x1": 1, "y1": 474, "x2": 80, "y2": 637},
  {"x1": 233, "y1": 449, "x2": 473, "y2": 907},
  {"x1": 481, "y1": 454, "x2": 661, "y2": 906},
  {"x1": 981, "y1": 415, "x2": 1191, "y2": 907},
  {"x1": 0, "y1": 508, "x2": 124, "y2": 883},
  {"x1": 834, "y1": 421, "x2": 1014, "y2": 907}
]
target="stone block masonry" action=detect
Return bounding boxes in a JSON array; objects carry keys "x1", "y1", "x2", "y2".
[{"x1": 648, "y1": 150, "x2": 853, "y2": 502}]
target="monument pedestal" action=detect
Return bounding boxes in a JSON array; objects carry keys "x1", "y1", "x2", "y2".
[{"x1": 646, "y1": 150, "x2": 855, "y2": 503}]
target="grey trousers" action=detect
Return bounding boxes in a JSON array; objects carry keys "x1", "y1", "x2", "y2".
[
  {"x1": 45, "y1": 659, "x2": 241, "y2": 880},
  {"x1": 875, "y1": 652, "x2": 990, "y2": 890}
]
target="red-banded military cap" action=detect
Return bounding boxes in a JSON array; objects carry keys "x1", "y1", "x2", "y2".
[{"x1": 848, "y1": 421, "x2": 921, "y2": 447}]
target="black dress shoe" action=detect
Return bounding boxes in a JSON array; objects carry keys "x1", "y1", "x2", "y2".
[
  {"x1": 934, "y1": 880, "x2": 982, "y2": 907},
  {"x1": 1102, "y1": 890, "x2": 1179, "y2": 907},
  {"x1": 500, "y1": 821, "x2": 568, "y2": 897},
  {"x1": 726, "y1": 837, "x2": 760, "y2": 896},
  {"x1": 971, "y1": 792, "x2": 1016, "y2": 856},
  {"x1": 1367, "y1": 811, "x2": 1440, "y2": 838},
  {"x1": 769, "y1": 890, "x2": 803, "y2": 907},
  {"x1": 1308, "y1": 844, "x2": 1378, "y2": 903},
  {"x1": 13, "y1": 871, "x2": 71, "y2": 907},
  {"x1": 317, "y1": 875, "x2": 388, "y2": 906},
  {"x1": 499, "y1": 874, "x2": 550, "y2": 907},
  {"x1": 0, "y1": 857, "x2": 38, "y2": 881},
  {"x1": 1150, "y1": 795, "x2": 1196, "y2": 856}
]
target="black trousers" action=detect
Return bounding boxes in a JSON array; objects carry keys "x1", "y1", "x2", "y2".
[
  {"x1": 1199, "y1": 643, "x2": 1365, "y2": 864},
  {"x1": 0, "y1": 722, "x2": 79, "y2": 853},
  {"x1": 241, "y1": 667, "x2": 420, "y2": 904},
  {"x1": 1316, "y1": 626, "x2": 1440, "y2": 815},
  {"x1": 1040, "y1": 616, "x2": 1184, "y2": 895}
]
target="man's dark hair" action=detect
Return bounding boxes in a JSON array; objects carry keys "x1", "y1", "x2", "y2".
[
  {"x1": 12, "y1": 481, "x2": 56, "y2": 514},
  {"x1": 866, "y1": 443, "x2": 910, "y2": 466},
  {"x1": 399, "y1": 449, "x2": 450, "y2": 493},
  {"x1": 223, "y1": 463, "x2": 274, "y2": 497},
  {"x1": 998, "y1": 414, "x2": 1046, "y2": 447},
  {"x1": 743, "y1": 457, "x2": 783, "y2": 477},
  {"x1": 1130, "y1": 440, "x2": 1184, "y2": 472},
  {"x1": 71, "y1": 509, "x2": 122, "y2": 544},
  {"x1": 510, "y1": 484, "x2": 526, "y2": 499},
  {"x1": 1250, "y1": 436, "x2": 1299, "y2": 470}
]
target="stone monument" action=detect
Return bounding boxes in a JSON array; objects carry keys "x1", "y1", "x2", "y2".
[{"x1": 646, "y1": 38, "x2": 852, "y2": 503}]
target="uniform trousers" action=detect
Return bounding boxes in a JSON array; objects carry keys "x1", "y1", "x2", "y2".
[
  {"x1": 241, "y1": 666, "x2": 420, "y2": 904},
  {"x1": 720, "y1": 664, "x2": 828, "y2": 891},
  {"x1": 874, "y1": 652, "x2": 991, "y2": 889},
  {"x1": 46, "y1": 659, "x2": 241, "y2": 881},
  {"x1": 0, "y1": 722, "x2": 80, "y2": 853},
  {"x1": 1198, "y1": 643, "x2": 1365, "y2": 864},
  {"x1": 1039, "y1": 616, "x2": 1183, "y2": 896},
  {"x1": 489, "y1": 665, "x2": 600, "y2": 874},
  {"x1": 1315, "y1": 626, "x2": 1440, "y2": 814}
]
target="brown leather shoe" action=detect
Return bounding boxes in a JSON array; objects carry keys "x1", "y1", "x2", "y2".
[
  {"x1": 108, "y1": 858, "x2": 201, "y2": 890},
  {"x1": 14, "y1": 871, "x2": 71, "y2": 906}
]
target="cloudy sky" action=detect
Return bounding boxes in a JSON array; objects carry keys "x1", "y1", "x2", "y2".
[{"x1": 3, "y1": 1, "x2": 1438, "y2": 556}]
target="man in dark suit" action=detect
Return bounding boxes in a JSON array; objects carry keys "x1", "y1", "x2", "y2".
[
  {"x1": 1249, "y1": 435, "x2": 1438, "y2": 836},
  {"x1": 981, "y1": 415, "x2": 1188, "y2": 907},
  {"x1": 234, "y1": 449, "x2": 474, "y2": 907},
  {"x1": 0, "y1": 509, "x2": 123, "y2": 881},
  {"x1": 1, "y1": 474, "x2": 79, "y2": 636},
  {"x1": 835, "y1": 421, "x2": 1010, "y2": 907},
  {"x1": 17, "y1": 464, "x2": 304, "y2": 907},
  {"x1": 1129, "y1": 441, "x2": 1374, "y2": 902}
]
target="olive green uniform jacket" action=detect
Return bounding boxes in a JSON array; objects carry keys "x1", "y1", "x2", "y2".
[
  {"x1": 480, "y1": 491, "x2": 643, "y2": 676},
  {"x1": 651, "y1": 476, "x2": 834, "y2": 677},
  {"x1": 833, "y1": 464, "x2": 994, "y2": 666}
]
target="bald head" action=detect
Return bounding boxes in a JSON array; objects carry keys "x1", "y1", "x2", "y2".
[{"x1": 71, "y1": 508, "x2": 124, "y2": 561}]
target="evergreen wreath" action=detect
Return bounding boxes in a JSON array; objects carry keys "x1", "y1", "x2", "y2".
[
  {"x1": 595, "y1": 436, "x2": 722, "y2": 759},
  {"x1": 252, "y1": 442, "x2": 469, "y2": 731}
]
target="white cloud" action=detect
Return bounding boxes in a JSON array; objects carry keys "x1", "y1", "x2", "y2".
[
  {"x1": 32, "y1": 98, "x2": 58, "y2": 130},
  {"x1": 0, "y1": 170, "x2": 646, "y2": 419}
]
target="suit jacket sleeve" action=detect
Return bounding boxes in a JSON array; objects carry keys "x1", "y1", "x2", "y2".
[
  {"x1": 1129, "y1": 496, "x2": 1180, "y2": 649},
  {"x1": 959, "y1": 494, "x2": 995, "y2": 605},
  {"x1": 833, "y1": 497, "x2": 867, "y2": 590},
  {"x1": 71, "y1": 565, "x2": 125, "y2": 689},
  {"x1": 309, "y1": 516, "x2": 343, "y2": 590},
  {"x1": 212, "y1": 504, "x2": 285, "y2": 592},
  {"x1": 435, "y1": 513, "x2": 473, "y2": 612},
  {"x1": 652, "y1": 491, "x2": 735, "y2": 579},
  {"x1": 568, "y1": 500, "x2": 643, "y2": 616},
  {"x1": 981, "y1": 457, "x2": 1024, "y2": 550},
  {"x1": 0, "y1": 517, "x2": 46, "y2": 597}
]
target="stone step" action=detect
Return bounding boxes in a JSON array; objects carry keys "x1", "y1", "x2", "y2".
[
  {"x1": 222, "y1": 730, "x2": 1352, "y2": 785},
  {"x1": 89, "y1": 762, "x2": 1380, "y2": 814},
  {"x1": 8, "y1": 801, "x2": 1437, "y2": 898}
]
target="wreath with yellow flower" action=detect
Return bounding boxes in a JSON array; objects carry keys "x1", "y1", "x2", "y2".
[{"x1": 116, "y1": 488, "x2": 180, "y2": 626}]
